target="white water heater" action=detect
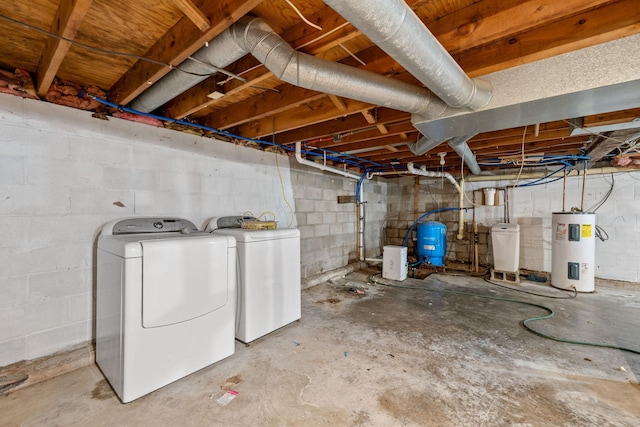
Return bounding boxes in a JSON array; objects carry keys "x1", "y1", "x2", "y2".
[{"x1": 551, "y1": 212, "x2": 596, "y2": 292}]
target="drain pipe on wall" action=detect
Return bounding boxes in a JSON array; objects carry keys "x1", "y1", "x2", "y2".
[
  {"x1": 407, "y1": 162, "x2": 466, "y2": 240},
  {"x1": 295, "y1": 141, "x2": 361, "y2": 180}
]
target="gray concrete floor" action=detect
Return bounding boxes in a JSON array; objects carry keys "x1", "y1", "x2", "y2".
[{"x1": 2, "y1": 269, "x2": 640, "y2": 426}]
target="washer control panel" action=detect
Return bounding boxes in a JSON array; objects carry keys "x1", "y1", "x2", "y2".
[{"x1": 112, "y1": 218, "x2": 198, "y2": 235}]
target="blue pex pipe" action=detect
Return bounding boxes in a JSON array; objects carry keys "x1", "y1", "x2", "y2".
[{"x1": 84, "y1": 94, "x2": 391, "y2": 171}]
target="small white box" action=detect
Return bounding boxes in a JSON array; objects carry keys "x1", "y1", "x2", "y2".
[{"x1": 383, "y1": 245, "x2": 407, "y2": 281}]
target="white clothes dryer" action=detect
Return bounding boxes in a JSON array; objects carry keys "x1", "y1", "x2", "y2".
[
  {"x1": 96, "y1": 217, "x2": 236, "y2": 403},
  {"x1": 206, "y1": 218, "x2": 301, "y2": 343}
]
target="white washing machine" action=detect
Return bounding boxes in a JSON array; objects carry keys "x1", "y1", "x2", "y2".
[
  {"x1": 206, "y1": 218, "x2": 301, "y2": 343},
  {"x1": 96, "y1": 217, "x2": 237, "y2": 403}
]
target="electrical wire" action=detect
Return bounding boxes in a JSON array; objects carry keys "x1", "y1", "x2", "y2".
[
  {"x1": 0, "y1": 13, "x2": 222, "y2": 78},
  {"x1": 586, "y1": 173, "x2": 615, "y2": 212},
  {"x1": 368, "y1": 273, "x2": 640, "y2": 355},
  {"x1": 284, "y1": 0, "x2": 323, "y2": 31},
  {"x1": 274, "y1": 153, "x2": 296, "y2": 228}
]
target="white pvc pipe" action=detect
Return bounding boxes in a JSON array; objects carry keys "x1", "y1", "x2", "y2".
[
  {"x1": 465, "y1": 166, "x2": 628, "y2": 182},
  {"x1": 295, "y1": 141, "x2": 362, "y2": 180},
  {"x1": 407, "y1": 162, "x2": 465, "y2": 240}
]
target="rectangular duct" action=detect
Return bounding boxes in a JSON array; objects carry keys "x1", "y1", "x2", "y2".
[{"x1": 412, "y1": 33, "x2": 640, "y2": 141}]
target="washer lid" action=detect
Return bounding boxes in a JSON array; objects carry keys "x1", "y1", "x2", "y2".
[{"x1": 141, "y1": 236, "x2": 231, "y2": 328}]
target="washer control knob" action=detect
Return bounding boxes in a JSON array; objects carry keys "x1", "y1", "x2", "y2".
[{"x1": 153, "y1": 221, "x2": 164, "y2": 229}]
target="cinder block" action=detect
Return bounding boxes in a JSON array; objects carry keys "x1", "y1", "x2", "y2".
[
  {"x1": 0, "y1": 155, "x2": 25, "y2": 185},
  {"x1": 323, "y1": 212, "x2": 337, "y2": 224},
  {"x1": 330, "y1": 223, "x2": 342, "y2": 235},
  {"x1": 315, "y1": 224, "x2": 331, "y2": 237},
  {"x1": 103, "y1": 167, "x2": 157, "y2": 191},
  {"x1": 0, "y1": 336, "x2": 26, "y2": 367},
  {"x1": 28, "y1": 267, "x2": 92, "y2": 302},
  {"x1": 70, "y1": 189, "x2": 134, "y2": 215},
  {"x1": 0, "y1": 216, "x2": 28, "y2": 247},
  {"x1": 306, "y1": 212, "x2": 323, "y2": 225},
  {"x1": 25, "y1": 320, "x2": 91, "y2": 361},
  {"x1": 294, "y1": 199, "x2": 314, "y2": 213},
  {"x1": 0, "y1": 127, "x2": 67, "y2": 162},
  {"x1": 342, "y1": 222, "x2": 355, "y2": 234},
  {"x1": 0, "y1": 185, "x2": 71, "y2": 215},
  {"x1": 26, "y1": 157, "x2": 103, "y2": 188},
  {"x1": 69, "y1": 136, "x2": 132, "y2": 167},
  {"x1": 69, "y1": 292, "x2": 93, "y2": 323},
  {"x1": 0, "y1": 93, "x2": 26, "y2": 124},
  {"x1": 158, "y1": 171, "x2": 201, "y2": 193},
  {"x1": 298, "y1": 225, "x2": 315, "y2": 239},
  {"x1": 0, "y1": 276, "x2": 27, "y2": 310}
]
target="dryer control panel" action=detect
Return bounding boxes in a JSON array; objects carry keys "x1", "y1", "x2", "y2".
[{"x1": 112, "y1": 218, "x2": 198, "y2": 235}]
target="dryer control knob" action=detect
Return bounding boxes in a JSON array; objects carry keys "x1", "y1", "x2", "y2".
[{"x1": 153, "y1": 221, "x2": 164, "y2": 229}]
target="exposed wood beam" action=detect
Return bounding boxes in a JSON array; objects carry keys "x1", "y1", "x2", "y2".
[
  {"x1": 233, "y1": 99, "x2": 375, "y2": 138},
  {"x1": 273, "y1": 108, "x2": 408, "y2": 145},
  {"x1": 206, "y1": 85, "x2": 326, "y2": 130},
  {"x1": 377, "y1": 124, "x2": 389, "y2": 134},
  {"x1": 36, "y1": 0, "x2": 94, "y2": 97},
  {"x1": 361, "y1": 110, "x2": 376, "y2": 124},
  {"x1": 456, "y1": 0, "x2": 640, "y2": 77},
  {"x1": 109, "y1": 0, "x2": 264, "y2": 105},
  {"x1": 314, "y1": 121, "x2": 414, "y2": 149},
  {"x1": 430, "y1": 0, "x2": 614, "y2": 55},
  {"x1": 328, "y1": 95, "x2": 347, "y2": 112},
  {"x1": 172, "y1": 0, "x2": 210, "y2": 32}
]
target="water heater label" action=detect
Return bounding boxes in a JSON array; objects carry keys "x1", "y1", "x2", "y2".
[
  {"x1": 581, "y1": 224, "x2": 593, "y2": 238},
  {"x1": 555, "y1": 223, "x2": 567, "y2": 240},
  {"x1": 423, "y1": 245, "x2": 436, "y2": 251}
]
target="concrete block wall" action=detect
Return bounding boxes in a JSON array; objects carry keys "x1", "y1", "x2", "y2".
[
  {"x1": 289, "y1": 163, "x2": 387, "y2": 278},
  {"x1": 0, "y1": 94, "x2": 300, "y2": 366},
  {"x1": 388, "y1": 171, "x2": 640, "y2": 283}
]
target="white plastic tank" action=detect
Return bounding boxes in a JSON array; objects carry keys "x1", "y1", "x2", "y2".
[
  {"x1": 551, "y1": 212, "x2": 596, "y2": 292},
  {"x1": 383, "y1": 246, "x2": 407, "y2": 281},
  {"x1": 491, "y1": 223, "x2": 520, "y2": 272}
]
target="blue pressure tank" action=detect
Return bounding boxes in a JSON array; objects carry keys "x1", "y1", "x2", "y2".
[{"x1": 417, "y1": 221, "x2": 447, "y2": 266}]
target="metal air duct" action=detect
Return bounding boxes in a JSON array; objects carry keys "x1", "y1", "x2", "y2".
[
  {"x1": 131, "y1": 17, "x2": 443, "y2": 115},
  {"x1": 447, "y1": 134, "x2": 480, "y2": 175},
  {"x1": 323, "y1": 0, "x2": 492, "y2": 110}
]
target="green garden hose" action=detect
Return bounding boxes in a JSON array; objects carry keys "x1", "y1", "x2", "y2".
[{"x1": 368, "y1": 273, "x2": 640, "y2": 355}]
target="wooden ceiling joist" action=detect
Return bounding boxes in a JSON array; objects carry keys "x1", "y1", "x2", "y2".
[
  {"x1": 172, "y1": 0, "x2": 210, "y2": 32},
  {"x1": 109, "y1": 0, "x2": 264, "y2": 105},
  {"x1": 36, "y1": 0, "x2": 94, "y2": 97}
]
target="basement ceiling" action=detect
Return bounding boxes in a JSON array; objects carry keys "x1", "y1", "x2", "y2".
[{"x1": 1, "y1": 0, "x2": 639, "y2": 174}]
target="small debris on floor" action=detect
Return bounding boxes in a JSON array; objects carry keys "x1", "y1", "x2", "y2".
[
  {"x1": 326, "y1": 298, "x2": 341, "y2": 304},
  {"x1": 349, "y1": 287, "x2": 366, "y2": 296},
  {"x1": 292, "y1": 341, "x2": 300, "y2": 346},
  {"x1": 214, "y1": 390, "x2": 238, "y2": 406},
  {"x1": 616, "y1": 366, "x2": 627, "y2": 373},
  {"x1": 584, "y1": 358, "x2": 592, "y2": 362},
  {"x1": 220, "y1": 375, "x2": 242, "y2": 391},
  {"x1": 344, "y1": 351, "x2": 348, "y2": 357}
]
